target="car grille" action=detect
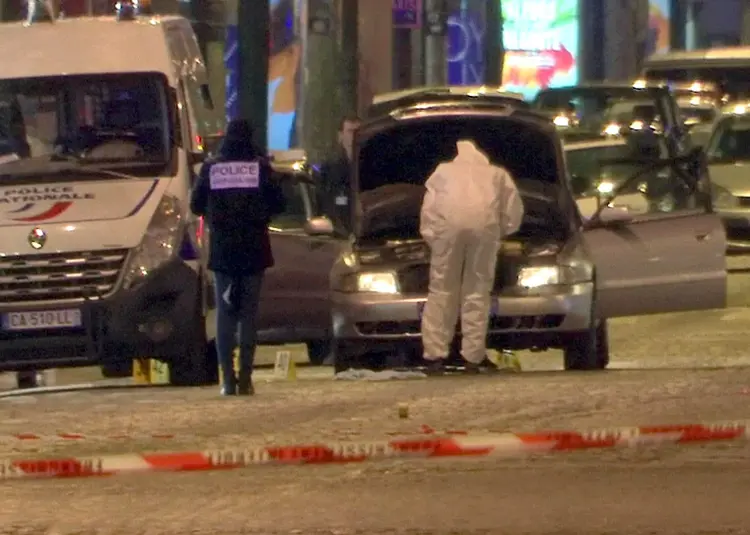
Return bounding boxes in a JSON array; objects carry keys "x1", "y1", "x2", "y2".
[
  {"x1": 0, "y1": 249, "x2": 128, "y2": 304},
  {"x1": 398, "y1": 260, "x2": 523, "y2": 294}
]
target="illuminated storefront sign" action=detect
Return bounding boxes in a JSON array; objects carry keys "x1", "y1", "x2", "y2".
[
  {"x1": 647, "y1": 0, "x2": 671, "y2": 55},
  {"x1": 501, "y1": 0, "x2": 579, "y2": 100},
  {"x1": 447, "y1": 9, "x2": 486, "y2": 85},
  {"x1": 226, "y1": 0, "x2": 301, "y2": 150}
]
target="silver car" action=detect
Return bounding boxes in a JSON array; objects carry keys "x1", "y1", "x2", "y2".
[
  {"x1": 322, "y1": 87, "x2": 726, "y2": 372},
  {"x1": 705, "y1": 102, "x2": 750, "y2": 253}
]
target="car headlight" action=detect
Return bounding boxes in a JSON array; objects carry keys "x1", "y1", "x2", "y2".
[
  {"x1": 712, "y1": 184, "x2": 739, "y2": 209},
  {"x1": 517, "y1": 264, "x2": 591, "y2": 289},
  {"x1": 340, "y1": 271, "x2": 399, "y2": 294},
  {"x1": 123, "y1": 194, "x2": 182, "y2": 288},
  {"x1": 596, "y1": 181, "x2": 615, "y2": 196}
]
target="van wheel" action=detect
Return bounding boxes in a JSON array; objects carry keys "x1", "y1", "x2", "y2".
[
  {"x1": 169, "y1": 287, "x2": 217, "y2": 386},
  {"x1": 563, "y1": 319, "x2": 610, "y2": 370}
]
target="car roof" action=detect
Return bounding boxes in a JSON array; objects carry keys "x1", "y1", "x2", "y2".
[
  {"x1": 645, "y1": 47, "x2": 750, "y2": 67},
  {"x1": 536, "y1": 81, "x2": 670, "y2": 94}
]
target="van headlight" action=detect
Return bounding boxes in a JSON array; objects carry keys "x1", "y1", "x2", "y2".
[
  {"x1": 340, "y1": 271, "x2": 400, "y2": 294},
  {"x1": 123, "y1": 194, "x2": 182, "y2": 288},
  {"x1": 517, "y1": 264, "x2": 591, "y2": 289}
]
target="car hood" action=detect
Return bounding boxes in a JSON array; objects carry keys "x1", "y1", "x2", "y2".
[
  {"x1": 708, "y1": 163, "x2": 750, "y2": 196},
  {"x1": 351, "y1": 104, "x2": 576, "y2": 241}
]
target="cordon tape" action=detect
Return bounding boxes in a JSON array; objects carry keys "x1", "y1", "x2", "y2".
[{"x1": 1, "y1": 420, "x2": 749, "y2": 481}]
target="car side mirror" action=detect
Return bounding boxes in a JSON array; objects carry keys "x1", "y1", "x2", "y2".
[
  {"x1": 598, "y1": 205, "x2": 633, "y2": 225},
  {"x1": 304, "y1": 216, "x2": 334, "y2": 236}
]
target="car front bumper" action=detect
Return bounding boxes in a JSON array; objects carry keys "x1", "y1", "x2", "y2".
[
  {"x1": 332, "y1": 282, "x2": 594, "y2": 353},
  {"x1": 0, "y1": 258, "x2": 200, "y2": 371}
]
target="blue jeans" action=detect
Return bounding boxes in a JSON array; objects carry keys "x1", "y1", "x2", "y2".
[{"x1": 213, "y1": 271, "x2": 264, "y2": 388}]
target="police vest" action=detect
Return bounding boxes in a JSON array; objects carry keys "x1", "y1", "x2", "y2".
[{"x1": 208, "y1": 159, "x2": 270, "y2": 226}]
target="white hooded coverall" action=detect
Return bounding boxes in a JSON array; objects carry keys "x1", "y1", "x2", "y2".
[{"x1": 420, "y1": 140, "x2": 524, "y2": 364}]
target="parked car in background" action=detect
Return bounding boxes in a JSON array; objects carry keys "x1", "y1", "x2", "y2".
[{"x1": 702, "y1": 102, "x2": 750, "y2": 253}]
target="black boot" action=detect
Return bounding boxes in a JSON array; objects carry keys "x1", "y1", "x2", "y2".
[
  {"x1": 237, "y1": 377, "x2": 254, "y2": 396},
  {"x1": 424, "y1": 359, "x2": 446, "y2": 376}
]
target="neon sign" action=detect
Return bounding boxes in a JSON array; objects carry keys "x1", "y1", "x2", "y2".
[{"x1": 501, "y1": 0, "x2": 579, "y2": 99}]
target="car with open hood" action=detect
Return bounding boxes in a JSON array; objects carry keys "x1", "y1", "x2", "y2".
[
  {"x1": 702, "y1": 101, "x2": 750, "y2": 253},
  {"x1": 255, "y1": 87, "x2": 727, "y2": 372}
]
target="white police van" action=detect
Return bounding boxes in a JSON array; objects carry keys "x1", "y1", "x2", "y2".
[{"x1": 0, "y1": 9, "x2": 223, "y2": 385}]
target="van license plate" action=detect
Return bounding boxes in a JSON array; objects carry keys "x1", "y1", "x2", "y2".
[{"x1": 2, "y1": 310, "x2": 82, "y2": 331}]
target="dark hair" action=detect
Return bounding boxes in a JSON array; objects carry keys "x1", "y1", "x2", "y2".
[
  {"x1": 219, "y1": 119, "x2": 261, "y2": 159},
  {"x1": 339, "y1": 114, "x2": 361, "y2": 131}
]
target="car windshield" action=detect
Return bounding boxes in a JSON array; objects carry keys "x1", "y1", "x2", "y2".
[
  {"x1": 705, "y1": 115, "x2": 750, "y2": 163},
  {"x1": 0, "y1": 72, "x2": 172, "y2": 176},
  {"x1": 565, "y1": 142, "x2": 640, "y2": 197}
]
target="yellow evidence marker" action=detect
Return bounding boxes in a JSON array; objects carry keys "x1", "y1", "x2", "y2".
[{"x1": 132, "y1": 358, "x2": 170, "y2": 385}]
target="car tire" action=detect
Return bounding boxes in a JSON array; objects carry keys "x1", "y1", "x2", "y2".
[
  {"x1": 169, "y1": 282, "x2": 217, "y2": 387},
  {"x1": 101, "y1": 360, "x2": 133, "y2": 378},
  {"x1": 306, "y1": 340, "x2": 330, "y2": 366},
  {"x1": 563, "y1": 319, "x2": 610, "y2": 370}
]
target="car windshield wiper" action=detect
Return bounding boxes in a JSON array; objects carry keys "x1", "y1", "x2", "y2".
[{"x1": 586, "y1": 147, "x2": 704, "y2": 226}]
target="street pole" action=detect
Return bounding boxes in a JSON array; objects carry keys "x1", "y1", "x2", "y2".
[
  {"x1": 338, "y1": 0, "x2": 359, "y2": 117},
  {"x1": 424, "y1": 0, "x2": 447, "y2": 86},
  {"x1": 302, "y1": 0, "x2": 338, "y2": 162},
  {"x1": 237, "y1": 0, "x2": 270, "y2": 151},
  {"x1": 741, "y1": 0, "x2": 750, "y2": 45},
  {"x1": 484, "y1": 0, "x2": 501, "y2": 85}
]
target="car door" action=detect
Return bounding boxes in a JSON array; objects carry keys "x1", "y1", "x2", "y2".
[
  {"x1": 584, "y1": 141, "x2": 726, "y2": 317},
  {"x1": 256, "y1": 179, "x2": 341, "y2": 341}
]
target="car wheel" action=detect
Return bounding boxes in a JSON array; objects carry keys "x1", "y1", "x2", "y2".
[
  {"x1": 169, "y1": 283, "x2": 217, "y2": 387},
  {"x1": 563, "y1": 319, "x2": 610, "y2": 370},
  {"x1": 101, "y1": 359, "x2": 133, "y2": 378},
  {"x1": 306, "y1": 340, "x2": 330, "y2": 366},
  {"x1": 16, "y1": 371, "x2": 40, "y2": 389}
]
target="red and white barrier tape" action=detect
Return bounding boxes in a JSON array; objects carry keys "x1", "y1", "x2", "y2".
[
  {"x1": 0, "y1": 432, "x2": 176, "y2": 443},
  {"x1": 1, "y1": 420, "x2": 749, "y2": 481}
]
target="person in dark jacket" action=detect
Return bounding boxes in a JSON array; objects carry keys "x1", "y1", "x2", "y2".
[
  {"x1": 319, "y1": 114, "x2": 360, "y2": 231},
  {"x1": 190, "y1": 119, "x2": 286, "y2": 396}
]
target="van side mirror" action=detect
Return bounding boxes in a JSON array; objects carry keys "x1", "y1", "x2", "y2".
[
  {"x1": 304, "y1": 216, "x2": 334, "y2": 236},
  {"x1": 188, "y1": 151, "x2": 207, "y2": 165}
]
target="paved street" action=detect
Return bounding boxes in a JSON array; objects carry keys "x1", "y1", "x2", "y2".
[{"x1": 1, "y1": 266, "x2": 750, "y2": 534}]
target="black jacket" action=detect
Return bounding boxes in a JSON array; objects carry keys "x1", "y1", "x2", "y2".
[
  {"x1": 319, "y1": 149, "x2": 352, "y2": 231},
  {"x1": 190, "y1": 150, "x2": 286, "y2": 275}
]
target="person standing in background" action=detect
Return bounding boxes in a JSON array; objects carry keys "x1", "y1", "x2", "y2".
[
  {"x1": 190, "y1": 119, "x2": 286, "y2": 396},
  {"x1": 319, "y1": 114, "x2": 360, "y2": 231}
]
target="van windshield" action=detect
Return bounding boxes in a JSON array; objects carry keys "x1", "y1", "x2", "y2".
[{"x1": 0, "y1": 72, "x2": 172, "y2": 176}]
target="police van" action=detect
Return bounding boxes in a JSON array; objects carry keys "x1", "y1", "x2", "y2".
[{"x1": 0, "y1": 9, "x2": 223, "y2": 385}]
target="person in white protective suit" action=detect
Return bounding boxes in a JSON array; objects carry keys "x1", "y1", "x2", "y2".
[{"x1": 420, "y1": 139, "x2": 524, "y2": 375}]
